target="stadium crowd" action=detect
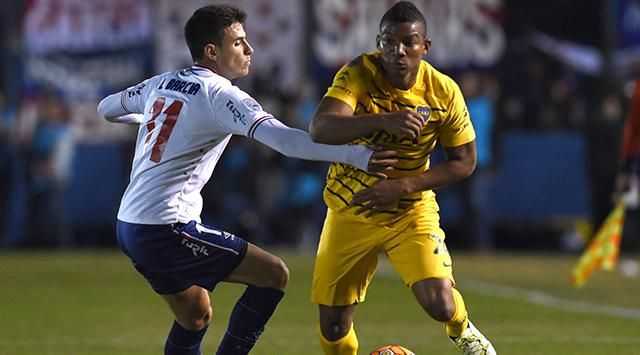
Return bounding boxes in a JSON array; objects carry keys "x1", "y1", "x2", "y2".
[{"x1": 0, "y1": 2, "x2": 637, "y2": 252}]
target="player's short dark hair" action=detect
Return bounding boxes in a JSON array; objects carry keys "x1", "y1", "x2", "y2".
[
  {"x1": 379, "y1": 1, "x2": 427, "y2": 34},
  {"x1": 184, "y1": 4, "x2": 247, "y2": 61}
]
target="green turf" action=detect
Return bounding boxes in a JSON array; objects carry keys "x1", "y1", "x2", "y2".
[{"x1": 1, "y1": 250, "x2": 639, "y2": 355}]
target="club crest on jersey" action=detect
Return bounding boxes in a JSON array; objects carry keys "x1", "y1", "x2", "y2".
[{"x1": 416, "y1": 106, "x2": 431, "y2": 122}]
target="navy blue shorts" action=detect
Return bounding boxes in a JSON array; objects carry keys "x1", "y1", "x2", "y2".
[{"x1": 116, "y1": 220, "x2": 248, "y2": 295}]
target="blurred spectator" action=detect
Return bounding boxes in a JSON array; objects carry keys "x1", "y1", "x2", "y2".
[
  {"x1": 3, "y1": 90, "x2": 74, "y2": 248},
  {"x1": 540, "y1": 75, "x2": 587, "y2": 130},
  {"x1": 458, "y1": 71, "x2": 498, "y2": 250}
]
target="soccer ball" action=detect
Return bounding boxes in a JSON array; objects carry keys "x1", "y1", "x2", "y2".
[{"x1": 370, "y1": 344, "x2": 415, "y2": 355}]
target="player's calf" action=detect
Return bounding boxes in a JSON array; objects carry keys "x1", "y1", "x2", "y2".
[
  {"x1": 165, "y1": 321, "x2": 209, "y2": 355},
  {"x1": 216, "y1": 285, "x2": 285, "y2": 355}
]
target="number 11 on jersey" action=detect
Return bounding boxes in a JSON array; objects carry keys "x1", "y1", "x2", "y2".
[{"x1": 145, "y1": 97, "x2": 184, "y2": 162}]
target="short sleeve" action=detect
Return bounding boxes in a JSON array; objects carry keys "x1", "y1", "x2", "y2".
[
  {"x1": 211, "y1": 85, "x2": 273, "y2": 137},
  {"x1": 120, "y1": 76, "x2": 160, "y2": 114},
  {"x1": 440, "y1": 81, "x2": 476, "y2": 147},
  {"x1": 324, "y1": 62, "x2": 364, "y2": 111}
]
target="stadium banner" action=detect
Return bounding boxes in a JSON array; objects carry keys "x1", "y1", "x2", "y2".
[
  {"x1": 153, "y1": 0, "x2": 304, "y2": 93},
  {"x1": 311, "y1": 0, "x2": 505, "y2": 69},
  {"x1": 21, "y1": 0, "x2": 154, "y2": 141},
  {"x1": 22, "y1": 0, "x2": 154, "y2": 98},
  {"x1": 23, "y1": 46, "x2": 153, "y2": 100},
  {"x1": 23, "y1": 0, "x2": 152, "y2": 54}
]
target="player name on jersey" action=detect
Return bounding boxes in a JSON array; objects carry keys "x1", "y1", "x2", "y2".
[{"x1": 159, "y1": 78, "x2": 201, "y2": 95}]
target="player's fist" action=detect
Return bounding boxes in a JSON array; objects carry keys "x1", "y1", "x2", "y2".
[{"x1": 378, "y1": 110, "x2": 425, "y2": 140}]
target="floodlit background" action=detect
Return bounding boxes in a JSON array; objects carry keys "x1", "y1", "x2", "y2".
[{"x1": 0, "y1": 1, "x2": 639, "y2": 354}]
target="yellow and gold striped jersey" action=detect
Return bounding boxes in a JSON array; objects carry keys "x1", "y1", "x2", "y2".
[{"x1": 322, "y1": 51, "x2": 475, "y2": 226}]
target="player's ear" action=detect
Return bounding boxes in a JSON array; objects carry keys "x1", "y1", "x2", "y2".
[
  {"x1": 204, "y1": 43, "x2": 217, "y2": 61},
  {"x1": 423, "y1": 37, "x2": 431, "y2": 55},
  {"x1": 376, "y1": 34, "x2": 382, "y2": 50}
]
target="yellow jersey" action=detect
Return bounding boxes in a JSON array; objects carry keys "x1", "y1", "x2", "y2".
[{"x1": 322, "y1": 51, "x2": 475, "y2": 226}]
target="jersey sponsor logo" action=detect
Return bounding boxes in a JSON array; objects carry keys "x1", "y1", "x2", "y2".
[
  {"x1": 226, "y1": 100, "x2": 248, "y2": 125},
  {"x1": 159, "y1": 78, "x2": 201, "y2": 95},
  {"x1": 181, "y1": 238, "x2": 210, "y2": 256}
]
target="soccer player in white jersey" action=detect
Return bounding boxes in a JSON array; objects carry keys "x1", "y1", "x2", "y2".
[{"x1": 96, "y1": 5, "x2": 397, "y2": 355}]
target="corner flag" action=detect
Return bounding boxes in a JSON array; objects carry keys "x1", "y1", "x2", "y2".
[{"x1": 571, "y1": 203, "x2": 625, "y2": 287}]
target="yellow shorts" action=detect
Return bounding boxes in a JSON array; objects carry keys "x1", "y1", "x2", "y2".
[{"x1": 311, "y1": 208, "x2": 454, "y2": 306}]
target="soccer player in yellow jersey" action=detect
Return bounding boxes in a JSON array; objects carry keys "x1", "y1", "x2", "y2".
[{"x1": 308, "y1": 2, "x2": 497, "y2": 355}]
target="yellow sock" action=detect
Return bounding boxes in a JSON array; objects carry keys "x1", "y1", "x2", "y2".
[
  {"x1": 319, "y1": 323, "x2": 358, "y2": 355},
  {"x1": 445, "y1": 288, "x2": 469, "y2": 338}
]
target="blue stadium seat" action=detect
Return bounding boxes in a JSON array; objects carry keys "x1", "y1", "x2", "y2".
[
  {"x1": 66, "y1": 144, "x2": 126, "y2": 226},
  {"x1": 491, "y1": 132, "x2": 591, "y2": 221}
]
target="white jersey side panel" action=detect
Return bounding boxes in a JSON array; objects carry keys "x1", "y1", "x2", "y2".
[{"x1": 117, "y1": 65, "x2": 273, "y2": 224}]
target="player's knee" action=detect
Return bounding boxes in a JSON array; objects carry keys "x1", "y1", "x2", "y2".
[
  {"x1": 180, "y1": 305, "x2": 212, "y2": 331},
  {"x1": 266, "y1": 257, "x2": 289, "y2": 290},
  {"x1": 321, "y1": 321, "x2": 351, "y2": 341}
]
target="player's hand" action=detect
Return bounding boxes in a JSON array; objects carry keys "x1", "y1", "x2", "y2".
[
  {"x1": 613, "y1": 172, "x2": 640, "y2": 208},
  {"x1": 379, "y1": 110, "x2": 425, "y2": 141},
  {"x1": 350, "y1": 179, "x2": 413, "y2": 217},
  {"x1": 366, "y1": 147, "x2": 399, "y2": 178},
  {"x1": 612, "y1": 173, "x2": 631, "y2": 203}
]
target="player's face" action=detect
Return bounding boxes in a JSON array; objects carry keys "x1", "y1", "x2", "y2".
[
  {"x1": 215, "y1": 22, "x2": 254, "y2": 79},
  {"x1": 377, "y1": 21, "x2": 429, "y2": 87}
]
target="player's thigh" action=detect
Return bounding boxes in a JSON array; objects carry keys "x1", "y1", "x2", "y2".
[
  {"x1": 311, "y1": 210, "x2": 383, "y2": 305},
  {"x1": 225, "y1": 243, "x2": 289, "y2": 290},
  {"x1": 162, "y1": 285, "x2": 212, "y2": 330},
  {"x1": 384, "y1": 229, "x2": 454, "y2": 287}
]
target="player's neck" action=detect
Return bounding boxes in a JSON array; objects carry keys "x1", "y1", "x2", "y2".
[
  {"x1": 193, "y1": 61, "x2": 219, "y2": 76},
  {"x1": 376, "y1": 57, "x2": 419, "y2": 90},
  {"x1": 384, "y1": 71, "x2": 418, "y2": 91}
]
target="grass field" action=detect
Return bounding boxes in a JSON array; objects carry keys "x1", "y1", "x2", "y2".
[{"x1": 1, "y1": 250, "x2": 639, "y2": 355}]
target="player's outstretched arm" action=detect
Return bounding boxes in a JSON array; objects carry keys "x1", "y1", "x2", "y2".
[
  {"x1": 309, "y1": 97, "x2": 425, "y2": 145},
  {"x1": 253, "y1": 118, "x2": 397, "y2": 174}
]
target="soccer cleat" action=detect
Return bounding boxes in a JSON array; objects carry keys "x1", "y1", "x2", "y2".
[{"x1": 450, "y1": 321, "x2": 496, "y2": 355}]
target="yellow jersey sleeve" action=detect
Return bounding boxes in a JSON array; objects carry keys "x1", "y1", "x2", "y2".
[
  {"x1": 440, "y1": 81, "x2": 475, "y2": 147},
  {"x1": 324, "y1": 62, "x2": 365, "y2": 111}
]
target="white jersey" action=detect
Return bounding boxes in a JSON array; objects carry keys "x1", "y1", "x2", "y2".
[
  {"x1": 116, "y1": 65, "x2": 277, "y2": 224},
  {"x1": 99, "y1": 65, "x2": 374, "y2": 225}
]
